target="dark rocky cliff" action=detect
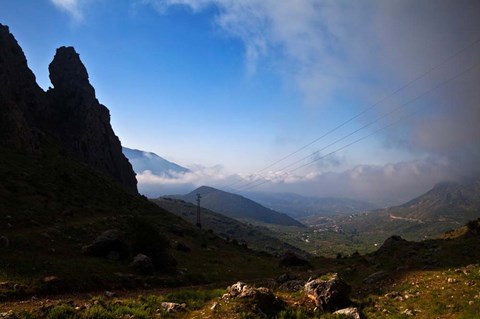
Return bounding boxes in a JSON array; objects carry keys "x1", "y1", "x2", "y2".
[
  {"x1": 0, "y1": 24, "x2": 45, "y2": 150},
  {"x1": 0, "y1": 24, "x2": 137, "y2": 193}
]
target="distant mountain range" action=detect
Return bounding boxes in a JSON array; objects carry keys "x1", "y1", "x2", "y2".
[
  {"x1": 384, "y1": 178, "x2": 480, "y2": 222},
  {"x1": 123, "y1": 147, "x2": 190, "y2": 177},
  {"x1": 243, "y1": 191, "x2": 376, "y2": 218},
  {"x1": 165, "y1": 186, "x2": 305, "y2": 227},
  {"x1": 332, "y1": 176, "x2": 480, "y2": 242}
]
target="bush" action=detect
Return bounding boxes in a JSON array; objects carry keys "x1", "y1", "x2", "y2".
[
  {"x1": 127, "y1": 217, "x2": 175, "y2": 270},
  {"x1": 46, "y1": 304, "x2": 78, "y2": 319},
  {"x1": 466, "y1": 219, "x2": 480, "y2": 231}
]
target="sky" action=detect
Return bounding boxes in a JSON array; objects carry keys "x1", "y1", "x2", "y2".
[{"x1": 1, "y1": 0, "x2": 479, "y2": 205}]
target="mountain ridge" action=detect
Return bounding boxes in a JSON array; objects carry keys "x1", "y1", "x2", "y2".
[
  {"x1": 384, "y1": 177, "x2": 480, "y2": 221},
  {"x1": 123, "y1": 146, "x2": 190, "y2": 177},
  {"x1": 166, "y1": 186, "x2": 305, "y2": 227},
  {"x1": 0, "y1": 24, "x2": 137, "y2": 192}
]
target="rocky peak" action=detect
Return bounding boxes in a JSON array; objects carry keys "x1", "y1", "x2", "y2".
[
  {"x1": 49, "y1": 46, "x2": 94, "y2": 96},
  {"x1": 0, "y1": 24, "x2": 137, "y2": 193},
  {"x1": 0, "y1": 23, "x2": 44, "y2": 149},
  {"x1": 46, "y1": 46, "x2": 137, "y2": 193},
  {"x1": 0, "y1": 24, "x2": 36, "y2": 86}
]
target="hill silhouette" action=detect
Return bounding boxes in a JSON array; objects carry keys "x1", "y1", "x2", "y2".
[
  {"x1": 123, "y1": 147, "x2": 190, "y2": 177},
  {"x1": 167, "y1": 186, "x2": 305, "y2": 227}
]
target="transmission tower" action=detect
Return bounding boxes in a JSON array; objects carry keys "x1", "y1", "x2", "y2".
[{"x1": 196, "y1": 193, "x2": 202, "y2": 229}]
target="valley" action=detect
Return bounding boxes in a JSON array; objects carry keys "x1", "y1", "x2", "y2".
[{"x1": 1, "y1": 6, "x2": 480, "y2": 318}]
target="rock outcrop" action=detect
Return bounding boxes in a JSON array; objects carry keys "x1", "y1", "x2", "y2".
[
  {"x1": 130, "y1": 253, "x2": 155, "y2": 275},
  {"x1": 0, "y1": 24, "x2": 137, "y2": 193},
  {"x1": 46, "y1": 47, "x2": 137, "y2": 192},
  {"x1": 223, "y1": 282, "x2": 284, "y2": 315},
  {"x1": 279, "y1": 251, "x2": 311, "y2": 268},
  {"x1": 304, "y1": 273, "x2": 351, "y2": 311},
  {"x1": 82, "y1": 229, "x2": 130, "y2": 260},
  {"x1": 0, "y1": 24, "x2": 45, "y2": 150}
]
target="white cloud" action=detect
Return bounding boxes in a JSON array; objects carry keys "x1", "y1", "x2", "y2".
[
  {"x1": 142, "y1": 0, "x2": 480, "y2": 203},
  {"x1": 134, "y1": 156, "x2": 463, "y2": 206},
  {"x1": 135, "y1": 164, "x2": 241, "y2": 197},
  {"x1": 143, "y1": 0, "x2": 384, "y2": 105},
  {"x1": 50, "y1": 0, "x2": 84, "y2": 21}
]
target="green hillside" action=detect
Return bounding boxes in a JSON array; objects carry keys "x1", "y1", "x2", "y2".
[
  {"x1": 0, "y1": 148, "x2": 281, "y2": 298},
  {"x1": 152, "y1": 197, "x2": 305, "y2": 255}
]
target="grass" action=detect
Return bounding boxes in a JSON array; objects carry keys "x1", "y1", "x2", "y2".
[
  {"x1": 18, "y1": 289, "x2": 225, "y2": 319},
  {"x1": 6, "y1": 262, "x2": 480, "y2": 318},
  {"x1": 3, "y1": 146, "x2": 480, "y2": 318},
  {"x1": 361, "y1": 265, "x2": 480, "y2": 319},
  {"x1": 0, "y1": 148, "x2": 281, "y2": 296}
]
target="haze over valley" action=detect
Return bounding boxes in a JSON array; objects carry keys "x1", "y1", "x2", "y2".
[{"x1": 1, "y1": 1, "x2": 480, "y2": 318}]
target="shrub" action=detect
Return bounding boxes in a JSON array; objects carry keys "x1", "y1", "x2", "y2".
[
  {"x1": 466, "y1": 219, "x2": 480, "y2": 231},
  {"x1": 46, "y1": 305, "x2": 78, "y2": 319},
  {"x1": 127, "y1": 217, "x2": 175, "y2": 270}
]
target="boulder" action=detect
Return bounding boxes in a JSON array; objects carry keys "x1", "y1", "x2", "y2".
[
  {"x1": 277, "y1": 273, "x2": 293, "y2": 284},
  {"x1": 278, "y1": 280, "x2": 305, "y2": 292},
  {"x1": 304, "y1": 274, "x2": 351, "y2": 311},
  {"x1": 362, "y1": 270, "x2": 389, "y2": 284},
  {"x1": 43, "y1": 276, "x2": 60, "y2": 283},
  {"x1": 82, "y1": 229, "x2": 130, "y2": 259},
  {"x1": 160, "y1": 302, "x2": 186, "y2": 313},
  {"x1": 279, "y1": 251, "x2": 311, "y2": 268},
  {"x1": 104, "y1": 291, "x2": 117, "y2": 298},
  {"x1": 333, "y1": 307, "x2": 361, "y2": 319},
  {"x1": 224, "y1": 282, "x2": 284, "y2": 315},
  {"x1": 375, "y1": 235, "x2": 407, "y2": 255},
  {"x1": 130, "y1": 254, "x2": 154, "y2": 275}
]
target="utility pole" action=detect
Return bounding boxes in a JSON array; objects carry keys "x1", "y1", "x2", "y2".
[{"x1": 196, "y1": 193, "x2": 202, "y2": 229}]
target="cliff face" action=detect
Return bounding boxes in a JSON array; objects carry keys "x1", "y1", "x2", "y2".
[
  {"x1": 0, "y1": 24, "x2": 137, "y2": 193},
  {"x1": 0, "y1": 24, "x2": 45, "y2": 150},
  {"x1": 46, "y1": 47, "x2": 138, "y2": 193}
]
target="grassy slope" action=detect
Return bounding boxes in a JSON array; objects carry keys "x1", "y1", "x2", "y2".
[
  {"x1": 152, "y1": 197, "x2": 306, "y2": 256},
  {"x1": 0, "y1": 147, "x2": 280, "y2": 297},
  {"x1": 5, "y1": 220, "x2": 480, "y2": 318}
]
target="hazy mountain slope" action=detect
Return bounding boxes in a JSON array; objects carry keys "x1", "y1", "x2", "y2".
[
  {"x1": 244, "y1": 191, "x2": 376, "y2": 218},
  {"x1": 330, "y1": 177, "x2": 480, "y2": 244},
  {"x1": 167, "y1": 186, "x2": 305, "y2": 227},
  {"x1": 123, "y1": 147, "x2": 190, "y2": 176},
  {"x1": 387, "y1": 178, "x2": 480, "y2": 221},
  {"x1": 152, "y1": 197, "x2": 306, "y2": 255}
]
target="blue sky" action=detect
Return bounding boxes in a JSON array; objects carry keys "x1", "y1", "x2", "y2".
[{"x1": 1, "y1": 0, "x2": 479, "y2": 204}]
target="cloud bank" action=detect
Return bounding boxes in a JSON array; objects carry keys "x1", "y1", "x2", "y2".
[
  {"x1": 136, "y1": 156, "x2": 461, "y2": 206},
  {"x1": 141, "y1": 0, "x2": 480, "y2": 202},
  {"x1": 50, "y1": 0, "x2": 84, "y2": 21},
  {"x1": 50, "y1": 0, "x2": 480, "y2": 204}
]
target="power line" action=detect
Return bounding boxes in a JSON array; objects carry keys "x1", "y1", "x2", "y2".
[
  {"x1": 234, "y1": 60, "x2": 480, "y2": 192},
  {"x1": 222, "y1": 36, "x2": 480, "y2": 190},
  {"x1": 238, "y1": 115, "x2": 411, "y2": 192}
]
